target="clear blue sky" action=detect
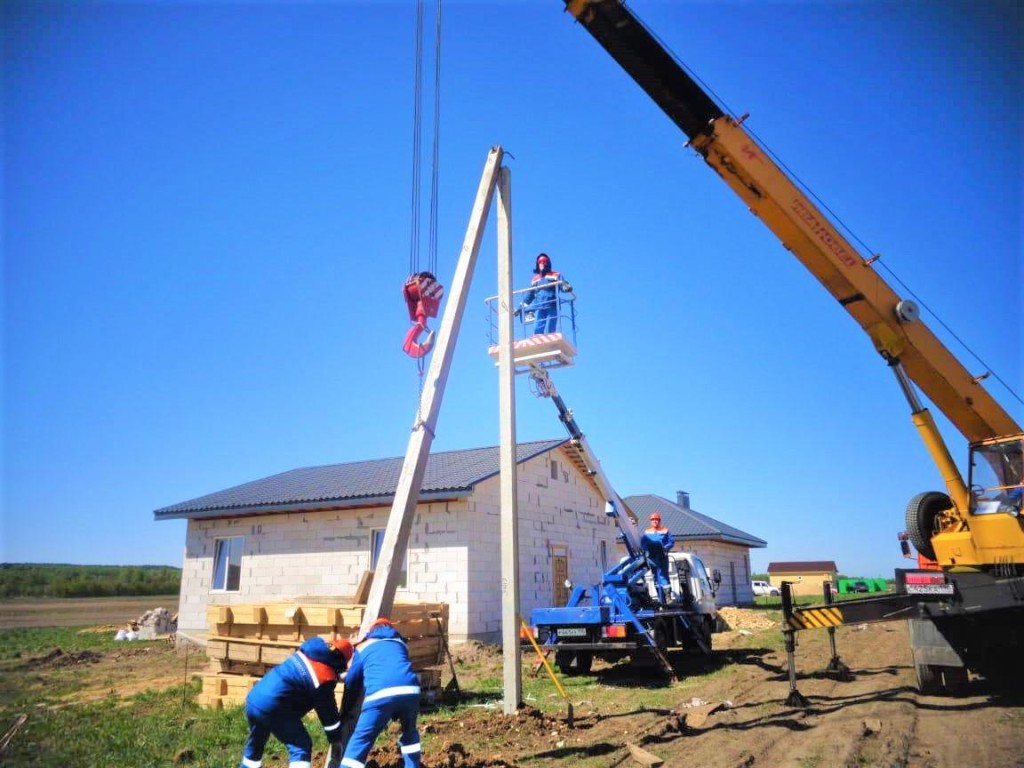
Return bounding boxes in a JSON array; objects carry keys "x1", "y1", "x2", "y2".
[{"x1": 4, "y1": 1, "x2": 1021, "y2": 579}]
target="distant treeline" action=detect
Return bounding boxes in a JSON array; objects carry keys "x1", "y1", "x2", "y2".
[{"x1": 0, "y1": 563, "x2": 181, "y2": 598}]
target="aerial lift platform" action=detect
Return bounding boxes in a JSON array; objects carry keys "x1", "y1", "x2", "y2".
[{"x1": 486, "y1": 285, "x2": 578, "y2": 373}]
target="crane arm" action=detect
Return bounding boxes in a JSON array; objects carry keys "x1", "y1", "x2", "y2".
[
  {"x1": 561, "y1": 0, "x2": 1020, "y2": 445},
  {"x1": 530, "y1": 367, "x2": 643, "y2": 555}
]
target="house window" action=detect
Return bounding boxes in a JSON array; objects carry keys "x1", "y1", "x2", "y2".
[
  {"x1": 371, "y1": 529, "x2": 408, "y2": 589},
  {"x1": 212, "y1": 536, "x2": 243, "y2": 592},
  {"x1": 599, "y1": 540, "x2": 608, "y2": 572},
  {"x1": 550, "y1": 460, "x2": 559, "y2": 480}
]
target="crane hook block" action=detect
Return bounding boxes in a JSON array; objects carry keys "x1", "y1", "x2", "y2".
[
  {"x1": 403, "y1": 272, "x2": 443, "y2": 322},
  {"x1": 402, "y1": 273, "x2": 443, "y2": 358}
]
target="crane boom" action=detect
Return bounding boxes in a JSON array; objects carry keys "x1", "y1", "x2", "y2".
[
  {"x1": 562, "y1": 0, "x2": 1019, "y2": 445},
  {"x1": 559, "y1": 0, "x2": 1024, "y2": 696}
]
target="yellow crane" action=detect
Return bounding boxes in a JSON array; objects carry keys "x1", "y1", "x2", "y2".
[{"x1": 559, "y1": 0, "x2": 1023, "y2": 693}]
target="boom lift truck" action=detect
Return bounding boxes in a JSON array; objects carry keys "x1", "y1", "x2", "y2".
[
  {"x1": 558, "y1": 0, "x2": 1024, "y2": 693},
  {"x1": 487, "y1": 293, "x2": 721, "y2": 679}
]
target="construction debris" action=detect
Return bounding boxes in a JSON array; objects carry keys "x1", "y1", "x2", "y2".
[
  {"x1": 113, "y1": 607, "x2": 177, "y2": 641},
  {"x1": 626, "y1": 742, "x2": 664, "y2": 767},
  {"x1": 0, "y1": 714, "x2": 28, "y2": 757}
]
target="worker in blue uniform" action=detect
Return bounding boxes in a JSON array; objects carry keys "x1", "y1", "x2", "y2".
[
  {"x1": 640, "y1": 512, "x2": 675, "y2": 603},
  {"x1": 520, "y1": 253, "x2": 573, "y2": 335},
  {"x1": 339, "y1": 618, "x2": 422, "y2": 768},
  {"x1": 239, "y1": 635, "x2": 353, "y2": 768}
]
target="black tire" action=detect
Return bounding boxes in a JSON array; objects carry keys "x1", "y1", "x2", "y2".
[
  {"x1": 554, "y1": 650, "x2": 574, "y2": 674},
  {"x1": 905, "y1": 491, "x2": 951, "y2": 561},
  {"x1": 941, "y1": 666, "x2": 969, "y2": 695},
  {"x1": 915, "y1": 662, "x2": 942, "y2": 694},
  {"x1": 575, "y1": 651, "x2": 593, "y2": 674},
  {"x1": 555, "y1": 649, "x2": 591, "y2": 675}
]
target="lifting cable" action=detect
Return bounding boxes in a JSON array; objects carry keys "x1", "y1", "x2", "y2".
[{"x1": 402, "y1": 0, "x2": 444, "y2": 367}]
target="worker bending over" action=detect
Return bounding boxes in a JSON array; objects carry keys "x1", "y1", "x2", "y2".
[
  {"x1": 239, "y1": 635, "x2": 353, "y2": 768},
  {"x1": 339, "y1": 618, "x2": 422, "y2": 768}
]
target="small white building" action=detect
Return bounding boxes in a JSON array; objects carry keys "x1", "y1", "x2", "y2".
[{"x1": 155, "y1": 440, "x2": 766, "y2": 642}]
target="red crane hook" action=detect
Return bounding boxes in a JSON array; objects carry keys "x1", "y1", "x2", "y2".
[{"x1": 402, "y1": 273, "x2": 443, "y2": 359}]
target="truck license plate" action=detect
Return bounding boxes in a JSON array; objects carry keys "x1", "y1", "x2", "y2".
[
  {"x1": 905, "y1": 584, "x2": 954, "y2": 595},
  {"x1": 557, "y1": 627, "x2": 587, "y2": 638}
]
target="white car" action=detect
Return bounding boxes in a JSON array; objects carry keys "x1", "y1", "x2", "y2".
[{"x1": 752, "y1": 580, "x2": 779, "y2": 597}]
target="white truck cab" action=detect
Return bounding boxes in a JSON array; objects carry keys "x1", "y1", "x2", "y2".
[{"x1": 644, "y1": 552, "x2": 719, "y2": 615}]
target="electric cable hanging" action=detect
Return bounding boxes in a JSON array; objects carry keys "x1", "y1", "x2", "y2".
[{"x1": 402, "y1": 0, "x2": 444, "y2": 363}]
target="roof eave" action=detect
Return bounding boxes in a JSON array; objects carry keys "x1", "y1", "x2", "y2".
[
  {"x1": 674, "y1": 533, "x2": 768, "y2": 548},
  {"x1": 153, "y1": 488, "x2": 472, "y2": 522}
]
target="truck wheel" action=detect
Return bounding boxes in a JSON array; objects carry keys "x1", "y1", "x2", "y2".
[
  {"x1": 687, "y1": 616, "x2": 713, "y2": 655},
  {"x1": 555, "y1": 650, "x2": 592, "y2": 675},
  {"x1": 915, "y1": 662, "x2": 942, "y2": 694},
  {"x1": 555, "y1": 650, "x2": 574, "y2": 674},
  {"x1": 940, "y1": 666, "x2": 968, "y2": 695},
  {"x1": 905, "y1": 491, "x2": 950, "y2": 561}
]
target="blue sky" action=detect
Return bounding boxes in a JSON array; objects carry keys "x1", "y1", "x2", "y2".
[{"x1": 3, "y1": 0, "x2": 1020, "y2": 579}]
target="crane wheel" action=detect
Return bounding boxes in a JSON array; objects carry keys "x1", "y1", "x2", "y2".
[{"x1": 904, "y1": 491, "x2": 950, "y2": 561}]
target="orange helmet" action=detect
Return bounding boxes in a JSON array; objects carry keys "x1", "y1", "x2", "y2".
[{"x1": 329, "y1": 638, "x2": 354, "y2": 664}]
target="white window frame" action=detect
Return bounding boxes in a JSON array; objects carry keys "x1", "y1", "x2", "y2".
[
  {"x1": 212, "y1": 536, "x2": 244, "y2": 592},
  {"x1": 370, "y1": 529, "x2": 408, "y2": 589}
]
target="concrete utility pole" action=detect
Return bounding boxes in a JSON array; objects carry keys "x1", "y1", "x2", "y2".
[
  {"x1": 360, "y1": 146, "x2": 505, "y2": 638},
  {"x1": 495, "y1": 164, "x2": 523, "y2": 713}
]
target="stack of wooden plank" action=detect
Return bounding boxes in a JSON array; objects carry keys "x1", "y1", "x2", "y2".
[{"x1": 198, "y1": 601, "x2": 449, "y2": 709}]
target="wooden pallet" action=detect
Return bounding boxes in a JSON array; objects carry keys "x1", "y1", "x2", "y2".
[
  {"x1": 198, "y1": 600, "x2": 449, "y2": 709},
  {"x1": 198, "y1": 666, "x2": 444, "y2": 710}
]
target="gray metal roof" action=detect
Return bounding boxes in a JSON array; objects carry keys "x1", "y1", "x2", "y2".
[
  {"x1": 154, "y1": 439, "x2": 567, "y2": 521},
  {"x1": 625, "y1": 494, "x2": 767, "y2": 549}
]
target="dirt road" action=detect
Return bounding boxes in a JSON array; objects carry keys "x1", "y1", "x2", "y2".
[{"x1": 0, "y1": 596, "x2": 179, "y2": 629}]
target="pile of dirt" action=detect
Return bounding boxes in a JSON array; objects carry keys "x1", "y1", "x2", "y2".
[
  {"x1": 717, "y1": 606, "x2": 778, "y2": 631},
  {"x1": 420, "y1": 706, "x2": 564, "y2": 768},
  {"x1": 32, "y1": 648, "x2": 104, "y2": 668},
  {"x1": 450, "y1": 640, "x2": 503, "y2": 666}
]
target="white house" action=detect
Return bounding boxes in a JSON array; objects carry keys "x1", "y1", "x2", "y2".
[{"x1": 155, "y1": 439, "x2": 766, "y2": 642}]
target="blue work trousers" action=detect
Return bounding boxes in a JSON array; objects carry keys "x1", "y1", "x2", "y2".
[
  {"x1": 533, "y1": 301, "x2": 558, "y2": 335},
  {"x1": 341, "y1": 693, "x2": 420, "y2": 768},
  {"x1": 242, "y1": 706, "x2": 312, "y2": 768}
]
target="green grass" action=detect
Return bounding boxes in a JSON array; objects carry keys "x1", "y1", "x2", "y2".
[
  {"x1": 0, "y1": 624, "x2": 773, "y2": 767},
  {"x1": 0, "y1": 626, "x2": 114, "y2": 659}
]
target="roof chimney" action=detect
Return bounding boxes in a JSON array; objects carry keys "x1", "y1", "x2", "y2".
[{"x1": 676, "y1": 490, "x2": 690, "y2": 509}]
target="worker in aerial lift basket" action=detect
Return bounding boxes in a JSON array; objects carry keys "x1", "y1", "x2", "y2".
[
  {"x1": 641, "y1": 512, "x2": 675, "y2": 603},
  {"x1": 337, "y1": 618, "x2": 422, "y2": 768},
  {"x1": 238, "y1": 635, "x2": 353, "y2": 768},
  {"x1": 519, "y1": 252, "x2": 573, "y2": 335}
]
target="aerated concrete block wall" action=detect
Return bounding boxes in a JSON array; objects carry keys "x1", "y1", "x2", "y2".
[{"x1": 176, "y1": 448, "x2": 615, "y2": 642}]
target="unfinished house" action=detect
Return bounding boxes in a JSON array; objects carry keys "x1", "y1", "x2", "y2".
[
  {"x1": 156, "y1": 439, "x2": 623, "y2": 643},
  {"x1": 626, "y1": 492, "x2": 767, "y2": 605},
  {"x1": 156, "y1": 441, "x2": 769, "y2": 641}
]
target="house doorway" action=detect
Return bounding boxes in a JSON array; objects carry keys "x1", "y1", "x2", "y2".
[{"x1": 550, "y1": 544, "x2": 569, "y2": 606}]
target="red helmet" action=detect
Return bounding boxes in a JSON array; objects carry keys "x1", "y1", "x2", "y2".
[
  {"x1": 535, "y1": 253, "x2": 551, "y2": 272},
  {"x1": 330, "y1": 638, "x2": 354, "y2": 664}
]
